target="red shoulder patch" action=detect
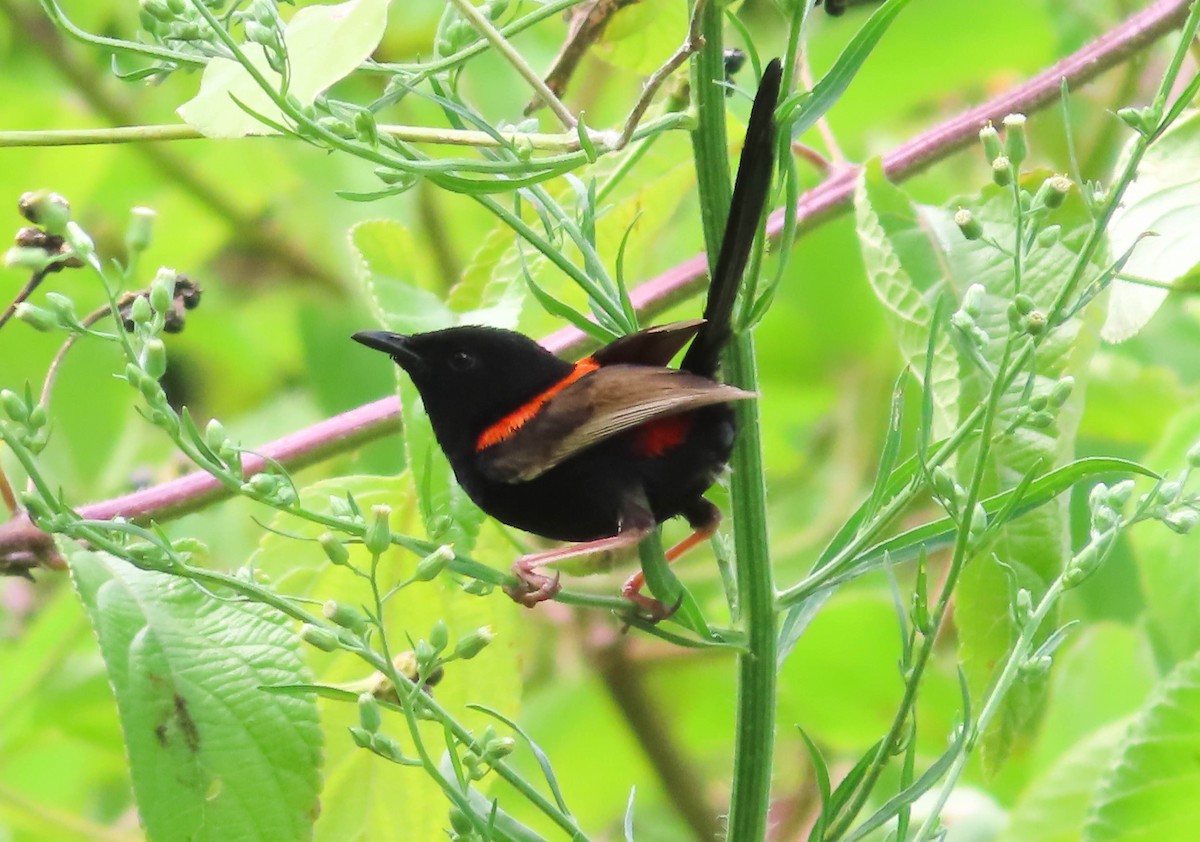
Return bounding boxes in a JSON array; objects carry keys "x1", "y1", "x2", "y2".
[{"x1": 475, "y1": 357, "x2": 600, "y2": 452}]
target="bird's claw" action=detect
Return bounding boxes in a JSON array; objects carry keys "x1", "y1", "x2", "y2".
[
  {"x1": 504, "y1": 564, "x2": 561, "y2": 608},
  {"x1": 620, "y1": 590, "x2": 685, "y2": 628}
]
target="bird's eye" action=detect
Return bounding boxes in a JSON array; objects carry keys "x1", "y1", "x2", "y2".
[{"x1": 448, "y1": 350, "x2": 476, "y2": 372}]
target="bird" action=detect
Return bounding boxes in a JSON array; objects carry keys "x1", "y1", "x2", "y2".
[{"x1": 353, "y1": 58, "x2": 781, "y2": 617}]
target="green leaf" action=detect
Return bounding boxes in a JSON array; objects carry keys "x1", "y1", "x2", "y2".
[
  {"x1": 1000, "y1": 722, "x2": 1129, "y2": 842},
  {"x1": 178, "y1": 0, "x2": 390, "y2": 138},
  {"x1": 854, "y1": 159, "x2": 959, "y2": 438},
  {"x1": 250, "y1": 475, "x2": 521, "y2": 842},
  {"x1": 1103, "y1": 111, "x2": 1200, "y2": 342},
  {"x1": 595, "y1": 0, "x2": 688, "y2": 75},
  {"x1": 68, "y1": 548, "x2": 322, "y2": 842},
  {"x1": 1084, "y1": 651, "x2": 1200, "y2": 841}
]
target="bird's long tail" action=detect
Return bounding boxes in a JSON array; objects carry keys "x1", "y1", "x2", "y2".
[{"x1": 681, "y1": 57, "x2": 782, "y2": 377}]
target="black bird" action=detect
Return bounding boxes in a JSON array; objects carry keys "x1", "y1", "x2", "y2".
[{"x1": 354, "y1": 59, "x2": 781, "y2": 615}]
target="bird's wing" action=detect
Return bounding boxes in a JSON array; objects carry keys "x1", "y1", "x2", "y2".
[
  {"x1": 591, "y1": 320, "x2": 705, "y2": 367},
  {"x1": 477, "y1": 365, "x2": 753, "y2": 483}
]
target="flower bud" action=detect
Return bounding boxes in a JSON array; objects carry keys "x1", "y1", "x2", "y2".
[
  {"x1": 968, "y1": 502, "x2": 988, "y2": 541},
  {"x1": 18, "y1": 190, "x2": 71, "y2": 234},
  {"x1": 371, "y1": 733, "x2": 405, "y2": 762},
  {"x1": 1, "y1": 389, "x2": 28, "y2": 423},
  {"x1": 4, "y1": 246, "x2": 54, "y2": 272},
  {"x1": 954, "y1": 207, "x2": 982, "y2": 241},
  {"x1": 130, "y1": 295, "x2": 153, "y2": 326},
  {"x1": 358, "y1": 692, "x2": 383, "y2": 733},
  {"x1": 149, "y1": 269, "x2": 176, "y2": 314},
  {"x1": 991, "y1": 156, "x2": 1012, "y2": 187},
  {"x1": 931, "y1": 466, "x2": 959, "y2": 502},
  {"x1": 485, "y1": 735, "x2": 515, "y2": 760},
  {"x1": 319, "y1": 532, "x2": 350, "y2": 566},
  {"x1": 1014, "y1": 588, "x2": 1033, "y2": 626},
  {"x1": 414, "y1": 545, "x2": 453, "y2": 581},
  {"x1": 1025, "y1": 311, "x2": 1047, "y2": 336},
  {"x1": 962, "y1": 283, "x2": 986, "y2": 318},
  {"x1": 323, "y1": 600, "x2": 368, "y2": 633},
  {"x1": 429, "y1": 619, "x2": 449, "y2": 653},
  {"x1": 1002, "y1": 113, "x2": 1027, "y2": 166},
  {"x1": 348, "y1": 726, "x2": 373, "y2": 749},
  {"x1": 1044, "y1": 175, "x2": 1071, "y2": 209},
  {"x1": 363, "y1": 504, "x2": 393, "y2": 556},
  {"x1": 454, "y1": 626, "x2": 493, "y2": 660},
  {"x1": 978, "y1": 123, "x2": 1003, "y2": 163},
  {"x1": 14, "y1": 303, "x2": 59, "y2": 332},
  {"x1": 125, "y1": 207, "x2": 156, "y2": 254},
  {"x1": 1027, "y1": 410, "x2": 1054, "y2": 429},
  {"x1": 1158, "y1": 481, "x2": 1182, "y2": 504},
  {"x1": 63, "y1": 221, "x2": 94, "y2": 259},
  {"x1": 1108, "y1": 480, "x2": 1135, "y2": 508},
  {"x1": 1049, "y1": 376, "x2": 1074, "y2": 408},
  {"x1": 1037, "y1": 224, "x2": 1061, "y2": 248},
  {"x1": 141, "y1": 338, "x2": 168, "y2": 380},
  {"x1": 299, "y1": 623, "x2": 340, "y2": 652},
  {"x1": 1187, "y1": 440, "x2": 1200, "y2": 468},
  {"x1": 1164, "y1": 510, "x2": 1200, "y2": 535}
]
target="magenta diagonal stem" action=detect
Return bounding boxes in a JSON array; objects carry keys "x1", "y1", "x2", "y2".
[{"x1": 0, "y1": 0, "x2": 1190, "y2": 560}]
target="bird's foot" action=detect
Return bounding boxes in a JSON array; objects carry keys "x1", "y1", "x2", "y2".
[
  {"x1": 504, "y1": 559, "x2": 561, "y2": 608},
  {"x1": 619, "y1": 587, "x2": 684, "y2": 626}
]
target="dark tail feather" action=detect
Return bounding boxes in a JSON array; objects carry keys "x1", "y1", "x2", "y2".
[{"x1": 681, "y1": 57, "x2": 782, "y2": 377}]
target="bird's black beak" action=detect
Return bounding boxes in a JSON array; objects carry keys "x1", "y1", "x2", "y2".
[{"x1": 352, "y1": 330, "x2": 420, "y2": 368}]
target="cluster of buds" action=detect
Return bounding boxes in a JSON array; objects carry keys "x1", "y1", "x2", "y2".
[
  {"x1": 119, "y1": 273, "x2": 202, "y2": 336},
  {"x1": 929, "y1": 466, "x2": 988, "y2": 547},
  {"x1": 1012, "y1": 375, "x2": 1074, "y2": 432},
  {"x1": 138, "y1": 0, "x2": 223, "y2": 46},
  {"x1": 1063, "y1": 479, "x2": 1134, "y2": 588},
  {"x1": 434, "y1": 0, "x2": 508, "y2": 58},
  {"x1": 460, "y1": 724, "x2": 515, "y2": 782},
  {"x1": 4, "y1": 192, "x2": 85, "y2": 280},
  {"x1": 1, "y1": 387, "x2": 48, "y2": 455}
]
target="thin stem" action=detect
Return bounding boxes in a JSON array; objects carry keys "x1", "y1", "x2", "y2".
[{"x1": 444, "y1": 0, "x2": 577, "y2": 128}]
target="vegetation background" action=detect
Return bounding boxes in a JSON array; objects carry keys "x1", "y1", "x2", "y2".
[{"x1": 1, "y1": 0, "x2": 1199, "y2": 840}]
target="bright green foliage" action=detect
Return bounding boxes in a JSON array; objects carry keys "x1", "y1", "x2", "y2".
[{"x1": 70, "y1": 548, "x2": 322, "y2": 842}]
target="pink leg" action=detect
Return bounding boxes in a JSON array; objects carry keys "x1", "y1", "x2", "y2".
[{"x1": 505, "y1": 528, "x2": 651, "y2": 608}]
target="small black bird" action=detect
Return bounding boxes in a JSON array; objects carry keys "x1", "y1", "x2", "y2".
[{"x1": 354, "y1": 59, "x2": 781, "y2": 616}]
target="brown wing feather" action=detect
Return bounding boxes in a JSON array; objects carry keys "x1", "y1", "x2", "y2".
[
  {"x1": 478, "y1": 365, "x2": 754, "y2": 483},
  {"x1": 590, "y1": 320, "x2": 705, "y2": 367}
]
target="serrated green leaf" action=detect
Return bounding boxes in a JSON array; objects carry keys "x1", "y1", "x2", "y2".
[
  {"x1": 69, "y1": 547, "x2": 322, "y2": 842},
  {"x1": 1103, "y1": 111, "x2": 1200, "y2": 342},
  {"x1": 1084, "y1": 652, "x2": 1200, "y2": 842},
  {"x1": 178, "y1": 0, "x2": 390, "y2": 138},
  {"x1": 854, "y1": 159, "x2": 958, "y2": 439},
  {"x1": 249, "y1": 475, "x2": 521, "y2": 842}
]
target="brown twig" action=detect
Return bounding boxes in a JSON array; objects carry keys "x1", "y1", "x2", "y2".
[
  {"x1": 0, "y1": 0, "x2": 1190, "y2": 564},
  {"x1": 525, "y1": 0, "x2": 641, "y2": 116},
  {"x1": 0, "y1": 268, "x2": 51, "y2": 333}
]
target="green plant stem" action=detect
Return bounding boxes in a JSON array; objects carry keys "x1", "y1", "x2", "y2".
[
  {"x1": 686, "y1": 3, "x2": 777, "y2": 837},
  {"x1": 444, "y1": 0, "x2": 576, "y2": 128}
]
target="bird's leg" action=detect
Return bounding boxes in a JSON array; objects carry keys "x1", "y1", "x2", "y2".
[
  {"x1": 621, "y1": 499, "x2": 720, "y2": 620},
  {"x1": 505, "y1": 528, "x2": 652, "y2": 607},
  {"x1": 506, "y1": 497, "x2": 657, "y2": 608}
]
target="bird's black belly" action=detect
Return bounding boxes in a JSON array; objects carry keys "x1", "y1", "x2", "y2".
[{"x1": 453, "y1": 405, "x2": 736, "y2": 542}]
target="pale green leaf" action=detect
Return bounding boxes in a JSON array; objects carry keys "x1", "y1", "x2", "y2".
[
  {"x1": 1084, "y1": 652, "x2": 1200, "y2": 841},
  {"x1": 69, "y1": 548, "x2": 322, "y2": 842},
  {"x1": 854, "y1": 158, "x2": 958, "y2": 438},
  {"x1": 596, "y1": 0, "x2": 688, "y2": 75},
  {"x1": 999, "y1": 722, "x2": 1128, "y2": 842},
  {"x1": 1103, "y1": 110, "x2": 1200, "y2": 342},
  {"x1": 178, "y1": 0, "x2": 390, "y2": 138}
]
